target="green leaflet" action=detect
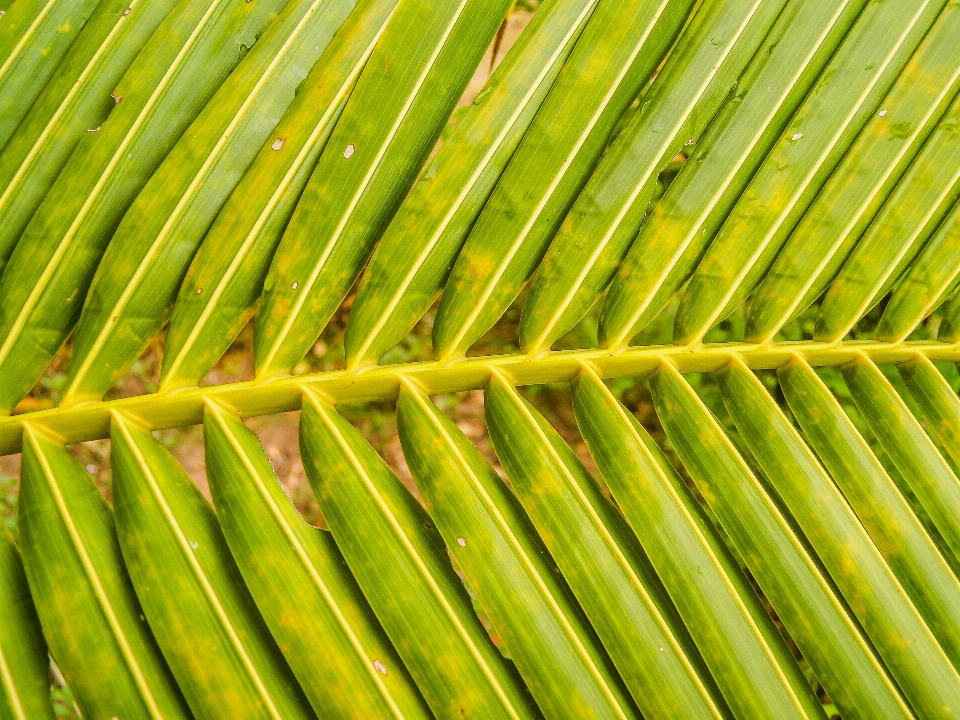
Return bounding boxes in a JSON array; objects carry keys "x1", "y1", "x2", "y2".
[
  {"x1": 110, "y1": 413, "x2": 315, "y2": 719},
  {"x1": 203, "y1": 401, "x2": 431, "y2": 719},
  {"x1": 0, "y1": 529, "x2": 52, "y2": 720},
  {"x1": 649, "y1": 361, "x2": 909, "y2": 720},
  {"x1": 299, "y1": 392, "x2": 540, "y2": 719},
  {"x1": 0, "y1": 0, "x2": 179, "y2": 273},
  {"x1": 18, "y1": 426, "x2": 189, "y2": 719},
  {"x1": 718, "y1": 358, "x2": 960, "y2": 717},
  {"x1": 942, "y1": 287, "x2": 960, "y2": 342},
  {"x1": 780, "y1": 357, "x2": 960, "y2": 670},
  {"x1": 672, "y1": 0, "x2": 947, "y2": 346},
  {"x1": 160, "y1": 0, "x2": 400, "y2": 391},
  {"x1": 253, "y1": 0, "x2": 512, "y2": 378},
  {"x1": 61, "y1": 0, "x2": 357, "y2": 406},
  {"x1": 344, "y1": 0, "x2": 600, "y2": 369},
  {"x1": 746, "y1": 4, "x2": 960, "y2": 343},
  {"x1": 518, "y1": 0, "x2": 786, "y2": 354},
  {"x1": 814, "y1": 96, "x2": 960, "y2": 343},
  {"x1": 898, "y1": 354, "x2": 960, "y2": 474},
  {"x1": 484, "y1": 373, "x2": 722, "y2": 719},
  {"x1": 0, "y1": 0, "x2": 102, "y2": 152},
  {"x1": 432, "y1": 0, "x2": 695, "y2": 362},
  {"x1": 842, "y1": 354, "x2": 960, "y2": 566},
  {"x1": 0, "y1": 0, "x2": 289, "y2": 415},
  {"x1": 0, "y1": 0, "x2": 48, "y2": 61},
  {"x1": 572, "y1": 367, "x2": 819, "y2": 719},
  {"x1": 598, "y1": 0, "x2": 868, "y2": 350},
  {"x1": 396, "y1": 382, "x2": 640, "y2": 719},
  {"x1": 877, "y1": 198, "x2": 960, "y2": 341}
]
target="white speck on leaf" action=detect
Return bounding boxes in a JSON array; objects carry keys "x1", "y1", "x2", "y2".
[
  {"x1": 85, "y1": 464, "x2": 97, "y2": 474},
  {"x1": 659, "y1": 646, "x2": 664, "y2": 652},
  {"x1": 271, "y1": 138, "x2": 284, "y2": 151},
  {"x1": 456, "y1": 537, "x2": 466, "y2": 547},
  {"x1": 374, "y1": 659, "x2": 387, "y2": 675},
  {"x1": 291, "y1": 281, "x2": 298, "y2": 290},
  {"x1": 189, "y1": 540, "x2": 198, "y2": 550},
  {"x1": 879, "y1": 109, "x2": 888, "y2": 117},
  {"x1": 87, "y1": 126, "x2": 101, "y2": 133},
  {"x1": 122, "y1": 6, "x2": 130, "y2": 14},
  {"x1": 344, "y1": 144, "x2": 355, "y2": 159},
  {"x1": 791, "y1": 132, "x2": 803, "y2": 141},
  {"x1": 196, "y1": 287, "x2": 202, "y2": 294}
]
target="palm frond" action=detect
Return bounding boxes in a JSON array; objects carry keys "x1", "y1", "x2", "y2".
[{"x1": 2, "y1": 0, "x2": 960, "y2": 716}]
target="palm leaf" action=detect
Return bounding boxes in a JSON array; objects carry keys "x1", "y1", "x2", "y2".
[
  {"x1": 0, "y1": 0, "x2": 182, "y2": 272},
  {"x1": 2, "y1": 0, "x2": 960, "y2": 716},
  {"x1": 0, "y1": 529, "x2": 52, "y2": 719},
  {"x1": 0, "y1": 0, "x2": 102, "y2": 151},
  {"x1": 18, "y1": 426, "x2": 190, "y2": 718}
]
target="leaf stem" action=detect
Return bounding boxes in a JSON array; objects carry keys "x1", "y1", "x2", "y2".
[{"x1": 2, "y1": 338, "x2": 956, "y2": 455}]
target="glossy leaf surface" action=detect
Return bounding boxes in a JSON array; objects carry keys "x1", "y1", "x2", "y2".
[
  {"x1": 0, "y1": 529, "x2": 53, "y2": 720},
  {"x1": 300, "y1": 392, "x2": 539, "y2": 719},
  {"x1": 519, "y1": 0, "x2": 786, "y2": 353},
  {"x1": 0, "y1": 0, "x2": 180, "y2": 272},
  {"x1": 433, "y1": 0, "x2": 695, "y2": 360},
  {"x1": 160, "y1": 0, "x2": 401, "y2": 390},
  {"x1": 718, "y1": 357, "x2": 960, "y2": 718},
  {"x1": 815, "y1": 93, "x2": 960, "y2": 343},
  {"x1": 110, "y1": 413, "x2": 315, "y2": 719},
  {"x1": 746, "y1": 4, "x2": 960, "y2": 342},
  {"x1": 780, "y1": 357, "x2": 960, "y2": 669},
  {"x1": 599, "y1": 0, "x2": 869, "y2": 349},
  {"x1": 0, "y1": 0, "x2": 290, "y2": 414},
  {"x1": 345, "y1": 0, "x2": 599, "y2": 368},
  {"x1": 485, "y1": 373, "x2": 726, "y2": 719},
  {"x1": 0, "y1": 0, "x2": 102, "y2": 151},
  {"x1": 203, "y1": 401, "x2": 430, "y2": 719},
  {"x1": 254, "y1": 0, "x2": 513, "y2": 377},
  {"x1": 674, "y1": 0, "x2": 947, "y2": 345},
  {"x1": 650, "y1": 361, "x2": 909, "y2": 720},
  {"x1": 397, "y1": 382, "x2": 640, "y2": 719},
  {"x1": 62, "y1": 0, "x2": 357, "y2": 404},
  {"x1": 843, "y1": 354, "x2": 960, "y2": 565},
  {"x1": 19, "y1": 427, "x2": 189, "y2": 719},
  {"x1": 573, "y1": 367, "x2": 821, "y2": 720}
]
